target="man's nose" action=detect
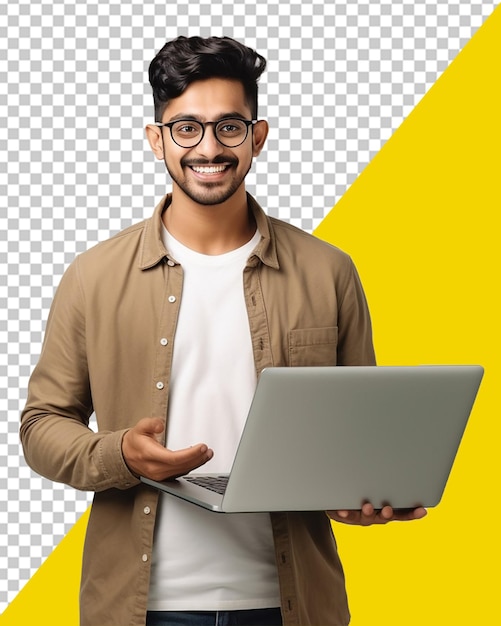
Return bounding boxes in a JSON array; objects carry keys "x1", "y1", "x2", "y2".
[{"x1": 194, "y1": 124, "x2": 225, "y2": 159}]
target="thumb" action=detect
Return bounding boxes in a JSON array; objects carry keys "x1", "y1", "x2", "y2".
[{"x1": 136, "y1": 417, "x2": 165, "y2": 437}]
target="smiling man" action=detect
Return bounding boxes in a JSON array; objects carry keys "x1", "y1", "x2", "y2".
[
  {"x1": 20, "y1": 36, "x2": 425, "y2": 626},
  {"x1": 145, "y1": 74, "x2": 268, "y2": 255}
]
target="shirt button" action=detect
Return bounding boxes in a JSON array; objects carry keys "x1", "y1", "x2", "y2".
[
  {"x1": 156, "y1": 382, "x2": 164, "y2": 390},
  {"x1": 160, "y1": 338, "x2": 168, "y2": 346},
  {"x1": 144, "y1": 506, "x2": 151, "y2": 515},
  {"x1": 142, "y1": 554, "x2": 148, "y2": 562},
  {"x1": 168, "y1": 295, "x2": 176, "y2": 303},
  {"x1": 167, "y1": 260, "x2": 175, "y2": 267}
]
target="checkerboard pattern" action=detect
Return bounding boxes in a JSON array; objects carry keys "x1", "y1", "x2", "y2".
[{"x1": 0, "y1": 0, "x2": 496, "y2": 609}]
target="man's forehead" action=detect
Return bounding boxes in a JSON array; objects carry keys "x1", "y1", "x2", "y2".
[{"x1": 162, "y1": 77, "x2": 251, "y2": 121}]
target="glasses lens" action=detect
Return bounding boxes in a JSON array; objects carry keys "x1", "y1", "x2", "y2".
[
  {"x1": 215, "y1": 119, "x2": 248, "y2": 147},
  {"x1": 171, "y1": 120, "x2": 204, "y2": 148}
]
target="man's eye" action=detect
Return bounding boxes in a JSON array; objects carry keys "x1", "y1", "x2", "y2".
[
  {"x1": 177, "y1": 124, "x2": 198, "y2": 134},
  {"x1": 218, "y1": 121, "x2": 245, "y2": 136}
]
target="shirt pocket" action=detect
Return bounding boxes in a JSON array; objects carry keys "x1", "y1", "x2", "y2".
[{"x1": 288, "y1": 327, "x2": 338, "y2": 367}]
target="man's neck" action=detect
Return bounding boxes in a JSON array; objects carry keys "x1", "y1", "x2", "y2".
[{"x1": 162, "y1": 185, "x2": 256, "y2": 255}]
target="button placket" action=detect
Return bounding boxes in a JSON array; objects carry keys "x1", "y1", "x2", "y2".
[{"x1": 151, "y1": 264, "x2": 182, "y2": 436}]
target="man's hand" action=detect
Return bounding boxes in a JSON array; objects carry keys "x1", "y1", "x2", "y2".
[
  {"x1": 327, "y1": 502, "x2": 427, "y2": 526},
  {"x1": 122, "y1": 417, "x2": 213, "y2": 481}
]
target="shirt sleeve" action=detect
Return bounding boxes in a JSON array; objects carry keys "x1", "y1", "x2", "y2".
[{"x1": 20, "y1": 258, "x2": 140, "y2": 492}]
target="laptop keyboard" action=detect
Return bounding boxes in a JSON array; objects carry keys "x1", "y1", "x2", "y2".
[{"x1": 184, "y1": 475, "x2": 229, "y2": 495}]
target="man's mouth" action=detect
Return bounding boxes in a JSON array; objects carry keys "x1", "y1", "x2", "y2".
[{"x1": 189, "y1": 164, "x2": 229, "y2": 174}]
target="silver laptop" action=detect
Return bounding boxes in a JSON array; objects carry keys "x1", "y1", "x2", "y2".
[{"x1": 141, "y1": 365, "x2": 483, "y2": 513}]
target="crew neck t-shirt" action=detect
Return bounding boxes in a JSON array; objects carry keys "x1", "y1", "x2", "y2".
[{"x1": 147, "y1": 226, "x2": 281, "y2": 611}]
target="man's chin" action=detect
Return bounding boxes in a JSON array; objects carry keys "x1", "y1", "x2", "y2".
[
  {"x1": 188, "y1": 194, "x2": 236, "y2": 207},
  {"x1": 177, "y1": 182, "x2": 242, "y2": 207}
]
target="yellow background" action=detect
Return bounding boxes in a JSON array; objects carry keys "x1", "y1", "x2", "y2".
[
  {"x1": 316, "y1": 5, "x2": 501, "y2": 624},
  {"x1": 2, "y1": 5, "x2": 500, "y2": 624}
]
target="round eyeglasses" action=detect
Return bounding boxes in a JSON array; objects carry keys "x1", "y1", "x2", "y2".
[{"x1": 153, "y1": 118, "x2": 257, "y2": 149}]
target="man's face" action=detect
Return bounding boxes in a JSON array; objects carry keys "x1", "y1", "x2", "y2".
[{"x1": 146, "y1": 78, "x2": 268, "y2": 206}]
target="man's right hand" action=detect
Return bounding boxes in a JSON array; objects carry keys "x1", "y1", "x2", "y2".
[{"x1": 122, "y1": 417, "x2": 213, "y2": 481}]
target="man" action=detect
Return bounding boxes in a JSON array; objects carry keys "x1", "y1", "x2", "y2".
[{"x1": 20, "y1": 36, "x2": 426, "y2": 626}]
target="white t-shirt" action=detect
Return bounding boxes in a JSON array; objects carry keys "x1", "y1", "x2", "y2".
[{"x1": 147, "y1": 226, "x2": 281, "y2": 611}]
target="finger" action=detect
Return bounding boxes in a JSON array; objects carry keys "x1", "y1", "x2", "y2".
[
  {"x1": 332, "y1": 510, "x2": 351, "y2": 519},
  {"x1": 135, "y1": 417, "x2": 165, "y2": 436},
  {"x1": 140, "y1": 443, "x2": 212, "y2": 472},
  {"x1": 393, "y1": 506, "x2": 427, "y2": 521},
  {"x1": 360, "y1": 502, "x2": 376, "y2": 518},
  {"x1": 414, "y1": 507, "x2": 427, "y2": 519},
  {"x1": 379, "y1": 505, "x2": 394, "y2": 520},
  {"x1": 326, "y1": 510, "x2": 361, "y2": 525},
  {"x1": 133, "y1": 444, "x2": 214, "y2": 481},
  {"x1": 169, "y1": 444, "x2": 214, "y2": 467},
  {"x1": 162, "y1": 446, "x2": 214, "y2": 480}
]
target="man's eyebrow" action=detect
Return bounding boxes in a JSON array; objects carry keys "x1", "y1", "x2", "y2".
[{"x1": 166, "y1": 111, "x2": 251, "y2": 122}]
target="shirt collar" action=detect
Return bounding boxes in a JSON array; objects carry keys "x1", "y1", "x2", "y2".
[{"x1": 138, "y1": 193, "x2": 280, "y2": 271}]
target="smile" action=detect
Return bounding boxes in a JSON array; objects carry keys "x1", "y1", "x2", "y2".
[{"x1": 190, "y1": 165, "x2": 229, "y2": 174}]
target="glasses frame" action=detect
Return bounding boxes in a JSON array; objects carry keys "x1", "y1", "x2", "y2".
[{"x1": 153, "y1": 118, "x2": 258, "y2": 149}]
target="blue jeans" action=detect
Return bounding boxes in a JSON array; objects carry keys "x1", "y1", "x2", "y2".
[{"x1": 145, "y1": 608, "x2": 283, "y2": 626}]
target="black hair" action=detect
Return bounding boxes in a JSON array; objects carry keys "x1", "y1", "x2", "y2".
[{"x1": 149, "y1": 36, "x2": 267, "y2": 121}]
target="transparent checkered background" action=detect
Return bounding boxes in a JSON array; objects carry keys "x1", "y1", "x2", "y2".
[{"x1": 0, "y1": 0, "x2": 497, "y2": 610}]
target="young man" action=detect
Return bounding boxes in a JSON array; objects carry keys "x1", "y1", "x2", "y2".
[{"x1": 20, "y1": 36, "x2": 425, "y2": 626}]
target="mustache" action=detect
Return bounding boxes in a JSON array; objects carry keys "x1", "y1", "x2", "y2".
[{"x1": 181, "y1": 156, "x2": 238, "y2": 167}]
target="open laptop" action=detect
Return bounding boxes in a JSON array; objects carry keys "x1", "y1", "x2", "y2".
[{"x1": 140, "y1": 365, "x2": 483, "y2": 513}]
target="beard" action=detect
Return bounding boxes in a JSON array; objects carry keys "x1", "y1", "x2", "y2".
[{"x1": 165, "y1": 156, "x2": 252, "y2": 206}]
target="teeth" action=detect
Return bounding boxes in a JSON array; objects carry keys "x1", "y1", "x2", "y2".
[{"x1": 191, "y1": 165, "x2": 227, "y2": 174}]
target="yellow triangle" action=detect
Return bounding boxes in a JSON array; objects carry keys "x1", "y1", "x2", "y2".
[
  {"x1": 315, "y1": 6, "x2": 501, "y2": 626},
  {"x1": 0, "y1": 508, "x2": 90, "y2": 625},
  {"x1": 4, "y1": 7, "x2": 501, "y2": 626}
]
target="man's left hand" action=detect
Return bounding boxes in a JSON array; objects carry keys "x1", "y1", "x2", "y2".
[{"x1": 327, "y1": 502, "x2": 427, "y2": 526}]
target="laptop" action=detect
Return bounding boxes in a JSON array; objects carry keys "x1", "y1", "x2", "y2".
[{"x1": 140, "y1": 365, "x2": 484, "y2": 513}]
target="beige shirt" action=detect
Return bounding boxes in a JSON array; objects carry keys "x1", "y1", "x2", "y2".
[{"x1": 20, "y1": 193, "x2": 376, "y2": 626}]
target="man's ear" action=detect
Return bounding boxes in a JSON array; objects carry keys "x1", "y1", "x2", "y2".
[
  {"x1": 145, "y1": 124, "x2": 165, "y2": 160},
  {"x1": 252, "y1": 120, "x2": 269, "y2": 157}
]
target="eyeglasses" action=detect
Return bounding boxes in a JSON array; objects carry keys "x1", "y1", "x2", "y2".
[{"x1": 153, "y1": 118, "x2": 257, "y2": 149}]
